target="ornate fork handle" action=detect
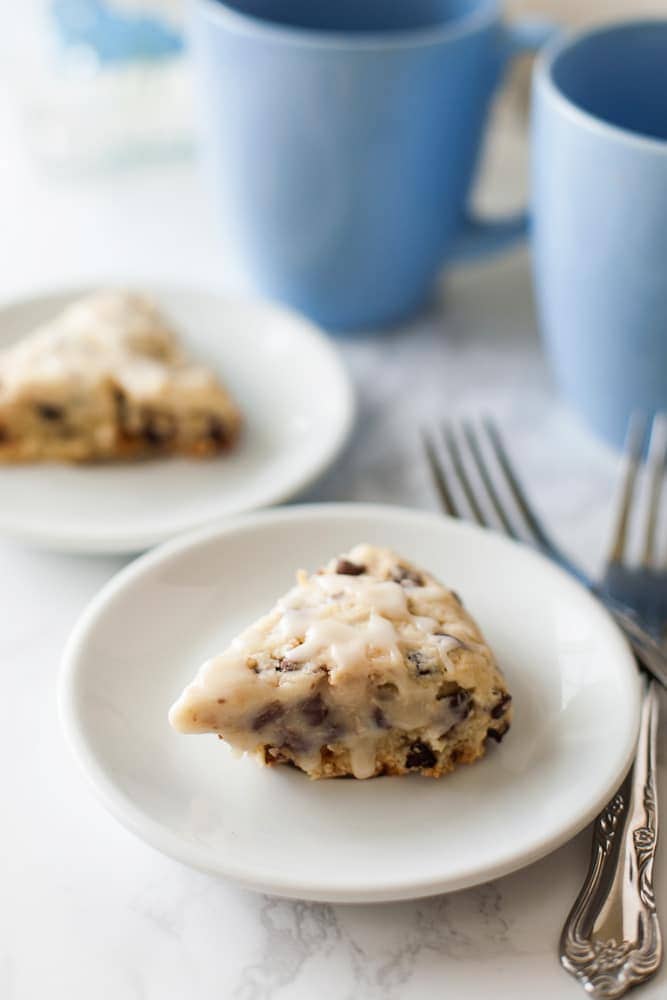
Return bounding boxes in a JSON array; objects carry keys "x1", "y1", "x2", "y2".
[{"x1": 561, "y1": 681, "x2": 662, "y2": 999}]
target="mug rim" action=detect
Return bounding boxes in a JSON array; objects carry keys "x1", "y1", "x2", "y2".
[
  {"x1": 195, "y1": 0, "x2": 500, "y2": 50},
  {"x1": 534, "y1": 17, "x2": 667, "y2": 155}
]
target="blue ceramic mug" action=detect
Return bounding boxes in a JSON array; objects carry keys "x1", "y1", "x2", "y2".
[
  {"x1": 191, "y1": 0, "x2": 554, "y2": 331},
  {"x1": 532, "y1": 20, "x2": 667, "y2": 448}
]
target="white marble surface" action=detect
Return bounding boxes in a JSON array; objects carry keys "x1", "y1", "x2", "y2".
[{"x1": 0, "y1": 86, "x2": 665, "y2": 1000}]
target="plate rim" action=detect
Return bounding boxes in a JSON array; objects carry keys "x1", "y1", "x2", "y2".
[
  {"x1": 59, "y1": 502, "x2": 642, "y2": 902},
  {"x1": 0, "y1": 282, "x2": 355, "y2": 554}
]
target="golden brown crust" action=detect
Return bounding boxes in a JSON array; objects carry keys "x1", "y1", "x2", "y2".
[
  {"x1": 257, "y1": 708, "x2": 506, "y2": 779},
  {"x1": 260, "y1": 737, "x2": 486, "y2": 779},
  {"x1": 0, "y1": 421, "x2": 241, "y2": 464}
]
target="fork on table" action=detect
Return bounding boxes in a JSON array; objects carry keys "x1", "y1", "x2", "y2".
[{"x1": 423, "y1": 414, "x2": 666, "y2": 999}]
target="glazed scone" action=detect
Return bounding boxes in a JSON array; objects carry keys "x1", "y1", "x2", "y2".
[
  {"x1": 0, "y1": 291, "x2": 241, "y2": 462},
  {"x1": 169, "y1": 544, "x2": 512, "y2": 779}
]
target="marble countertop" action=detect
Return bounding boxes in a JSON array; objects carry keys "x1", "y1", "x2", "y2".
[{"x1": 1, "y1": 88, "x2": 665, "y2": 1000}]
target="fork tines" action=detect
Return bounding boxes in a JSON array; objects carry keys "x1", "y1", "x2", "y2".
[
  {"x1": 602, "y1": 413, "x2": 667, "y2": 636},
  {"x1": 423, "y1": 414, "x2": 667, "y2": 583},
  {"x1": 609, "y1": 412, "x2": 667, "y2": 570},
  {"x1": 422, "y1": 419, "x2": 549, "y2": 546}
]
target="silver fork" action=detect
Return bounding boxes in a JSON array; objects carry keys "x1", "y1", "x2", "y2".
[
  {"x1": 560, "y1": 415, "x2": 666, "y2": 999},
  {"x1": 423, "y1": 415, "x2": 666, "y2": 998},
  {"x1": 422, "y1": 420, "x2": 667, "y2": 687}
]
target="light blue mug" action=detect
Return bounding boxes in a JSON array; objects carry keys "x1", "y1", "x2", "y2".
[
  {"x1": 532, "y1": 20, "x2": 667, "y2": 448},
  {"x1": 191, "y1": 0, "x2": 554, "y2": 331}
]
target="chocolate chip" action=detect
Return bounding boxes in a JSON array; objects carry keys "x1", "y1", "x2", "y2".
[
  {"x1": 335, "y1": 559, "x2": 365, "y2": 576},
  {"x1": 300, "y1": 693, "x2": 328, "y2": 726},
  {"x1": 406, "y1": 650, "x2": 434, "y2": 676},
  {"x1": 405, "y1": 741, "x2": 437, "y2": 769},
  {"x1": 252, "y1": 701, "x2": 284, "y2": 731},
  {"x1": 450, "y1": 591, "x2": 463, "y2": 606},
  {"x1": 143, "y1": 413, "x2": 175, "y2": 446},
  {"x1": 144, "y1": 426, "x2": 163, "y2": 446},
  {"x1": 392, "y1": 566, "x2": 424, "y2": 586},
  {"x1": 208, "y1": 417, "x2": 228, "y2": 447},
  {"x1": 486, "y1": 725, "x2": 508, "y2": 744},
  {"x1": 450, "y1": 749, "x2": 462, "y2": 764},
  {"x1": 373, "y1": 706, "x2": 388, "y2": 729},
  {"x1": 491, "y1": 692, "x2": 512, "y2": 719},
  {"x1": 36, "y1": 403, "x2": 63, "y2": 421},
  {"x1": 0, "y1": 425, "x2": 7, "y2": 443}
]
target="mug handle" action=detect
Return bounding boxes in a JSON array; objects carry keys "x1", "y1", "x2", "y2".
[{"x1": 450, "y1": 20, "x2": 558, "y2": 263}]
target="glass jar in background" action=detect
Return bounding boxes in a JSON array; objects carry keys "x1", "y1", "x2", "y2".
[{"x1": 4, "y1": 0, "x2": 192, "y2": 172}]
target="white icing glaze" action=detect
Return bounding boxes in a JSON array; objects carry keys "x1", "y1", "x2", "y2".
[
  {"x1": 413, "y1": 615, "x2": 438, "y2": 633},
  {"x1": 349, "y1": 737, "x2": 380, "y2": 781},
  {"x1": 169, "y1": 544, "x2": 510, "y2": 781},
  {"x1": 312, "y1": 575, "x2": 410, "y2": 620},
  {"x1": 285, "y1": 612, "x2": 401, "y2": 675}
]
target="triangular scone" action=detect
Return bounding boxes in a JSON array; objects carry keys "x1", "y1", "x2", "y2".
[
  {"x1": 169, "y1": 544, "x2": 512, "y2": 779},
  {"x1": 0, "y1": 291, "x2": 241, "y2": 462}
]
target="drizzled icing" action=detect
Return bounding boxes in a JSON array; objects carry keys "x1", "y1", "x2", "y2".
[
  {"x1": 310, "y1": 574, "x2": 410, "y2": 620},
  {"x1": 169, "y1": 544, "x2": 509, "y2": 780},
  {"x1": 0, "y1": 291, "x2": 237, "y2": 414},
  {"x1": 283, "y1": 612, "x2": 402, "y2": 674}
]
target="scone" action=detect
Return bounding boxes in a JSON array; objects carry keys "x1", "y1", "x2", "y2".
[
  {"x1": 169, "y1": 544, "x2": 512, "y2": 779},
  {"x1": 0, "y1": 290, "x2": 241, "y2": 462}
]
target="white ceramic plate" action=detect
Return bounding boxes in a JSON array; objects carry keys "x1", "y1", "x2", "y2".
[
  {"x1": 0, "y1": 286, "x2": 354, "y2": 553},
  {"x1": 59, "y1": 504, "x2": 641, "y2": 903}
]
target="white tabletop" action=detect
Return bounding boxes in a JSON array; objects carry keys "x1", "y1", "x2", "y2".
[{"x1": 1, "y1": 87, "x2": 665, "y2": 1000}]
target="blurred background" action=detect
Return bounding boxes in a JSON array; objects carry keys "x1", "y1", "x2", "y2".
[
  {"x1": 505, "y1": 0, "x2": 667, "y2": 110},
  {"x1": 0, "y1": 0, "x2": 665, "y2": 177},
  {"x1": 0, "y1": 0, "x2": 665, "y2": 399},
  {"x1": 1, "y1": 0, "x2": 664, "y2": 452}
]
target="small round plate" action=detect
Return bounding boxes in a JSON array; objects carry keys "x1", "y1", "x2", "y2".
[
  {"x1": 59, "y1": 504, "x2": 641, "y2": 902},
  {"x1": 0, "y1": 286, "x2": 354, "y2": 553}
]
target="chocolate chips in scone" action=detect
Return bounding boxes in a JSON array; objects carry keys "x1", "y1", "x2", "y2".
[
  {"x1": 143, "y1": 412, "x2": 176, "y2": 446},
  {"x1": 36, "y1": 403, "x2": 64, "y2": 422},
  {"x1": 405, "y1": 741, "x2": 437, "y2": 769},
  {"x1": 486, "y1": 724, "x2": 509, "y2": 744},
  {"x1": 406, "y1": 649, "x2": 438, "y2": 676},
  {"x1": 253, "y1": 701, "x2": 285, "y2": 731},
  {"x1": 491, "y1": 692, "x2": 512, "y2": 719},
  {"x1": 170, "y1": 543, "x2": 512, "y2": 779},
  {"x1": 300, "y1": 692, "x2": 328, "y2": 726},
  {"x1": 208, "y1": 417, "x2": 229, "y2": 447},
  {"x1": 392, "y1": 566, "x2": 424, "y2": 586},
  {"x1": 335, "y1": 559, "x2": 366, "y2": 576},
  {"x1": 1, "y1": 291, "x2": 242, "y2": 463}
]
